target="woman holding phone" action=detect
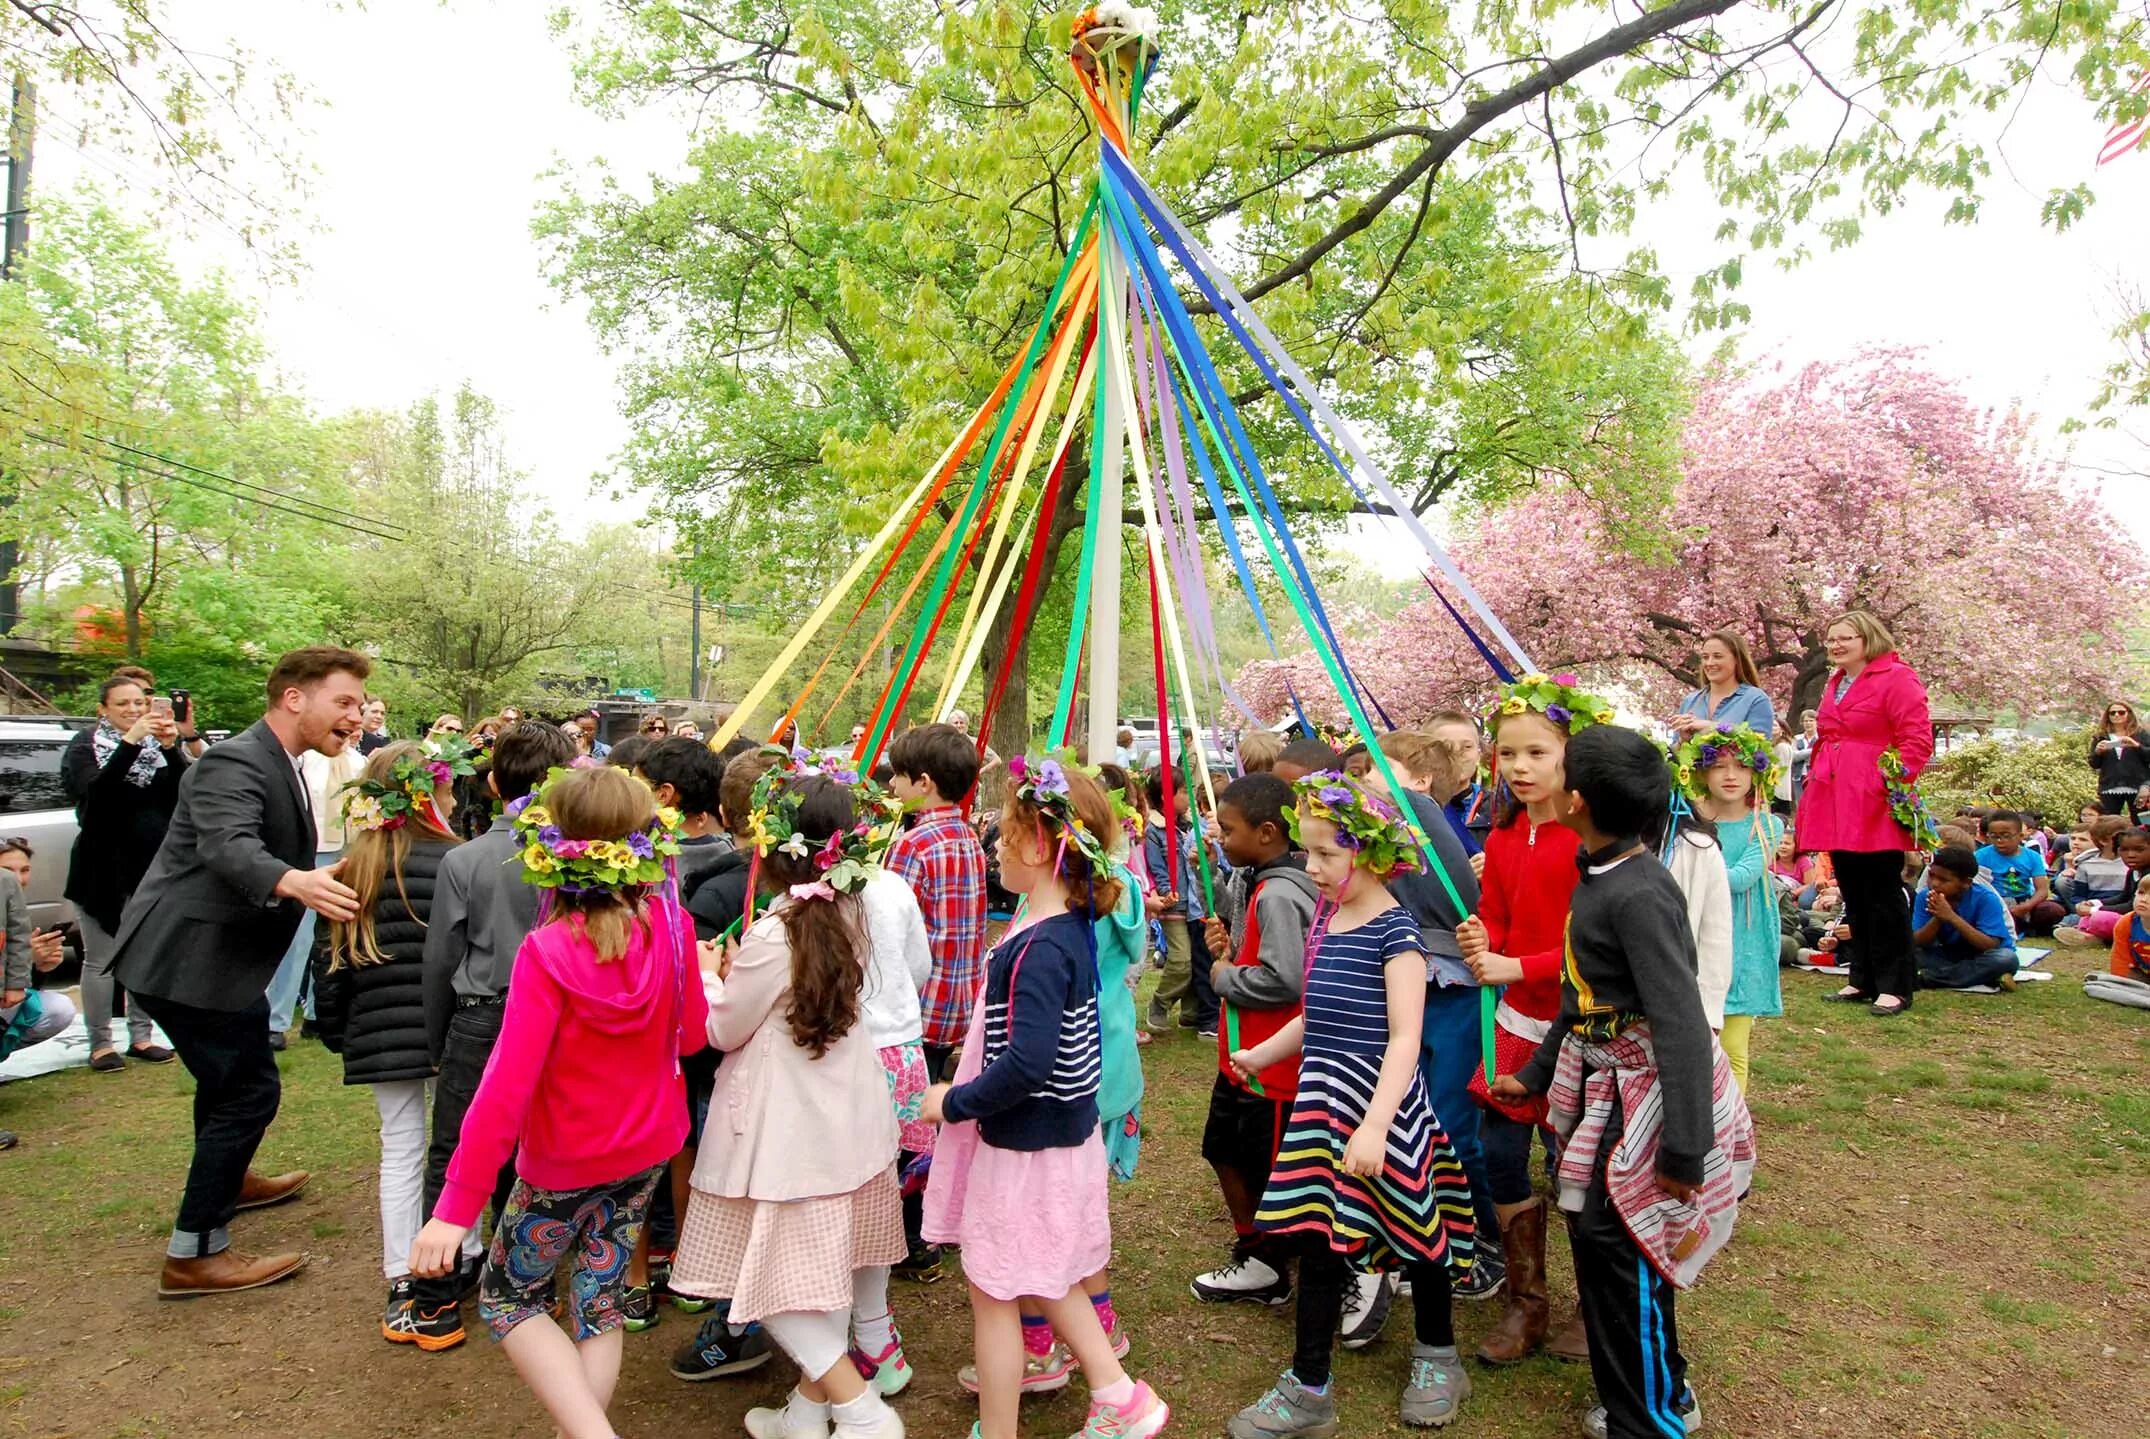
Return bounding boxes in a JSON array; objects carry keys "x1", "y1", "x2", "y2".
[
  {"x1": 61, "y1": 673, "x2": 190, "y2": 1070},
  {"x1": 2089, "y1": 700, "x2": 2150, "y2": 820}
]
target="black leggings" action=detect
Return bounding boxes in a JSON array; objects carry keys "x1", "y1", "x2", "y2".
[
  {"x1": 1292, "y1": 1243, "x2": 1453, "y2": 1387},
  {"x1": 1832, "y1": 849, "x2": 1913, "y2": 1004}
]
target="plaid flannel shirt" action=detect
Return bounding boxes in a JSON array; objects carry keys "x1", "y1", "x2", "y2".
[{"x1": 887, "y1": 805, "x2": 988, "y2": 1048}]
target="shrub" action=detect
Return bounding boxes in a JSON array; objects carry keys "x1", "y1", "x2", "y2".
[{"x1": 1920, "y1": 732, "x2": 2099, "y2": 824}]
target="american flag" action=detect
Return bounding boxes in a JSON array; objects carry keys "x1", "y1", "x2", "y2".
[{"x1": 2096, "y1": 70, "x2": 2150, "y2": 166}]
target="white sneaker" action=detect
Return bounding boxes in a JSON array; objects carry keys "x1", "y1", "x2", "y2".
[
  {"x1": 1191, "y1": 1253, "x2": 1293, "y2": 1306},
  {"x1": 747, "y1": 1389, "x2": 832, "y2": 1439},
  {"x1": 831, "y1": 1390, "x2": 905, "y2": 1439},
  {"x1": 1339, "y1": 1270, "x2": 1396, "y2": 1350}
]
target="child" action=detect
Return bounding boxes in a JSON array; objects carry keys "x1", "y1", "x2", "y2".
[
  {"x1": 2054, "y1": 816, "x2": 2132, "y2": 947},
  {"x1": 1652, "y1": 799, "x2": 1733, "y2": 1035},
  {"x1": 1913, "y1": 847, "x2": 2020, "y2": 991},
  {"x1": 0, "y1": 839, "x2": 77, "y2": 1150},
  {"x1": 922, "y1": 758, "x2": 1170, "y2": 1439},
  {"x1": 1455, "y1": 676, "x2": 1614, "y2": 1367},
  {"x1": 1976, "y1": 812, "x2": 2065, "y2": 937},
  {"x1": 1143, "y1": 764, "x2": 1213, "y2": 1036},
  {"x1": 1489, "y1": 725, "x2": 1754, "y2": 1439},
  {"x1": 407, "y1": 719, "x2": 578, "y2": 1349},
  {"x1": 885, "y1": 723, "x2": 987, "y2": 1086},
  {"x1": 669, "y1": 771, "x2": 907, "y2": 1439},
  {"x1": 1225, "y1": 774, "x2": 1477, "y2": 1436},
  {"x1": 1236, "y1": 729, "x2": 1283, "y2": 775},
  {"x1": 311, "y1": 739, "x2": 479, "y2": 1339},
  {"x1": 408, "y1": 765, "x2": 708, "y2": 1439},
  {"x1": 2084, "y1": 874, "x2": 2150, "y2": 1008},
  {"x1": 638, "y1": 737, "x2": 734, "y2": 893},
  {"x1": 1193, "y1": 774, "x2": 1316, "y2": 1307},
  {"x1": 1417, "y1": 712, "x2": 1489, "y2": 860},
  {"x1": 1679, "y1": 726, "x2": 1786, "y2": 1091},
  {"x1": 1768, "y1": 830, "x2": 1809, "y2": 889}
]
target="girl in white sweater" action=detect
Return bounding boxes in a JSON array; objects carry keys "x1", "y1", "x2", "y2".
[{"x1": 1656, "y1": 809, "x2": 1734, "y2": 1031}]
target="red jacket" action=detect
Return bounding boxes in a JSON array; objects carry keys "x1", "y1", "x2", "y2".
[
  {"x1": 1797, "y1": 650, "x2": 1933, "y2": 855},
  {"x1": 1479, "y1": 812, "x2": 1582, "y2": 1023}
]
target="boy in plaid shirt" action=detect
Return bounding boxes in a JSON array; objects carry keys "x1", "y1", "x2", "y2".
[{"x1": 885, "y1": 722, "x2": 986, "y2": 1278}]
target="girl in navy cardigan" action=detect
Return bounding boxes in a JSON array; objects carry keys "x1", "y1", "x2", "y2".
[{"x1": 922, "y1": 759, "x2": 1170, "y2": 1439}]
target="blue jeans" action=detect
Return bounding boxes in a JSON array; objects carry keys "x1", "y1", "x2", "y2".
[
  {"x1": 1915, "y1": 944, "x2": 2018, "y2": 991},
  {"x1": 266, "y1": 848, "x2": 339, "y2": 1033},
  {"x1": 1421, "y1": 981, "x2": 1497, "y2": 1240}
]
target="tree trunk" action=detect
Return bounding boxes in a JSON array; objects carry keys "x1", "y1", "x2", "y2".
[
  {"x1": 979, "y1": 461, "x2": 1085, "y2": 760},
  {"x1": 1787, "y1": 641, "x2": 1833, "y2": 723}
]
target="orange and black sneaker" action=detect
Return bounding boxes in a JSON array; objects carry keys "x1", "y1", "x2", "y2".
[{"x1": 383, "y1": 1288, "x2": 466, "y2": 1352}]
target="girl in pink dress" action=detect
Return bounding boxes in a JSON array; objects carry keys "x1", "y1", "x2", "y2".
[{"x1": 922, "y1": 758, "x2": 1170, "y2": 1439}]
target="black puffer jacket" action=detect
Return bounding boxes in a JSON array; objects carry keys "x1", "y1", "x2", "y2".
[{"x1": 313, "y1": 837, "x2": 453, "y2": 1085}]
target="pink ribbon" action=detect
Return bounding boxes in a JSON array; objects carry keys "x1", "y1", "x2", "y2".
[{"x1": 788, "y1": 881, "x2": 837, "y2": 903}]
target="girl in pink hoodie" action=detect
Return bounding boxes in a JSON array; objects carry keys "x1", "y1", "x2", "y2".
[{"x1": 410, "y1": 765, "x2": 707, "y2": 1439}]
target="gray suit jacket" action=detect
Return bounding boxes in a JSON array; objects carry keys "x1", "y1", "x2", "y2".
[{"x1": 111, "y1": 719, "x2": 316, "y2": 1012}]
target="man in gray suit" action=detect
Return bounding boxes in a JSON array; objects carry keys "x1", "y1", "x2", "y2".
[{"x1": 112, "y1": 647, "x2": 369, "y2": 1296}]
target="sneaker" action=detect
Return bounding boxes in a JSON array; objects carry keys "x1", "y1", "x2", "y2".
[
  {"x1": 89, "y1": 1050, "x2": 126, "y2": 1073},
  {"x1": 2054, "y1": 923, "x2": 2099, "y2": 949},
  {"x1": 958, "y1": 1341, "x2": 1075, "y2": 1395},
  {"x1": 1453, "y1": 1248, "x2": 1506, "y2": 1303},
  {"x1": 669, "y1": 1315, "x2": 773, "y2": 1380},
  {"x1": 380, "y1": 1277, "x2": 415, "y2": 1333},
  {"x1": 1338, "y1": 1270, "x2": 1395, "y2": 1351},
  {"x1": 1197, "y1": 1028, "x2": 1219, "y2": 1040},
  {"x1": 849, "y1": 1330, "x2": 914, "y2": 1398},
  {"x1": 382, "y1": 1299, "x2": 465, "y2": 1351},
  {"x1": 1581, "y1": 1386, "x2": 1700, "y2": 1439},
  {"x1": 1191, "y1": 1253, "x2": 1292, "y2": 1306},
  {"x1": 1104, "y1": 1316, "x2": 1131, "y2": 1360},
  {"x1": 1227, "y1": 1372, "x2": 1339, "y2": 1439},
  {"x1": 1399, "y1": 1346, "x2": 1471, "y2": 1427},
  {"x1": 747, "y1": 1391, "x2": 833, "y2": 1439},
  {"x1": 1069, "y1": 1379, "x2": 1169, "y2": 1439},
  {"x1": 621, "y1": 1283, "x2": 659, "y2": 1331},
  {"x1": 893, "y1": 1242, "x2": 945, "y2": 1284}
]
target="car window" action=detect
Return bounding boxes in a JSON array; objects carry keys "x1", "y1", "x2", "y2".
[{"x1": 0, "y1": 738, "x2": 70, "y2": 813}]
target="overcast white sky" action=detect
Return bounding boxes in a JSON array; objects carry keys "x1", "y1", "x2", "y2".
[{"x1": 35, "y1": 0, "x2": 2150, "y2": 554}]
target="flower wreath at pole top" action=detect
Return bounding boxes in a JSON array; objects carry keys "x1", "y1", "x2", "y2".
[
  {"x1": 340, "y1": 734, "x2": 476, "y2": 834},
  {"x1": 1671, "y1": 722, "x2": 1781, "y2": 801},
  {"x1": 1486, "y1": 672, "x2": 1618, "y2": 736},
  {"x1": 509, "y1": 766, "x2": 684, "y2": 891},
  {"x1": 1286, "y1": 771, "x2": 1423, "y2": 880},
  {"x1": 743, "y1": 745, "x2": 901, "y2": 898},
  {"x1": 1005, "y1": 752, "x2": 1113, "y2": 873}
]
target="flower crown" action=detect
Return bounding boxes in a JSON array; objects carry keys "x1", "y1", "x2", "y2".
[
  {"x1": 744, "y1": 747, "x2": 898, "y2": 897},
  {"x1": 1672, "y1": 723, "x2": 1779, "y2": 800},
  {"x1": 1286, "y1": 771, "x2": 1423, "y2": 879},
  {"x1": 509, "y1": 768, "x2": 684, "y2": 892},
  {"x1": 341, "y1": 735, "x2": 475, "y2": 834},
  {"x1": 1006, "y1": 752, "x2": 1112, "y2": 872},
  {"x1": 1488, "y1": 672, "x2": 1617, "y2": 736}
]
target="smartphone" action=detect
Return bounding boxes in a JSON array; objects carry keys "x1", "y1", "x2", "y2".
[
  {"x1": 150, "y1": 696, "x2": 174, "y2": 717},
  {"x1": 170, "y1": 689, "x2": 191, "y2": 725}
]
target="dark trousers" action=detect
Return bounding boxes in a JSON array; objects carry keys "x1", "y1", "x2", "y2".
[
  {"x1": 1570, "y1": 1162, "x2": 1689, "y2": 1439},
  {"x1": 1480, "y1": 1106, "x2": 1558, "y2": 1207},
  {"x1": 2097, "y1": 793, "x2": 2144, "y2": 821},
  {"x1": 923, "y1": 1043, "x2": 956, "y2": 1085},
  {"x1": 1916, "y1": 944, "x2": 2019, "y2": 991},
  {"x1": 132, "y1": 991, "x2": 283, "y2": 1254},
  {"x1": 1421, "y1": 983, "x2": 1498, "y2": 1240},
  {"x1": 1832, "y1": 849, "x2": 1914, "y2": 1005},
  {"x1": 1188, "y1": 919, "x2": 1220, "y2": 1032},
  {"x1": 413, "y1": 1001, "x2": 517, "y2": 1308},
  {"x1": 1292, "y1": 1243, "x2": 1454, "y2": 1387}
]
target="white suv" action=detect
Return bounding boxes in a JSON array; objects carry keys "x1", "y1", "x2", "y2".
[{"x1": 0, "y1": 716, "x2": 83, "y2": 937}]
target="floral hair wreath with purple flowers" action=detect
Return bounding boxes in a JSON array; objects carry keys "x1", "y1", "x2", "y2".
[
  {"x1": 1006, "y1": 752, "x2": 1112, "y2": 872},
  {"x1": 1671, "y1": 722, "x2": 1780, "y2": 801},
  {"x1": 340, "y1": 734, "x2": 475, "y2": 834},
  {"x1": 1285, "y1": 771, "x2": 1423, "y2": 879},
  {"x1": 743, "y1": 746, "x2": 899, "y2": 898},
  {"x1": 1487, "y1": 672, "x2": 1617, "y2": 737},
  {"x1": 509, "y1": 765, "x2": 684, "y2": 893}
]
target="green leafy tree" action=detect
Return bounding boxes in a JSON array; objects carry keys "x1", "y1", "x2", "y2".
[{"x1": 1922, "y1": 733, "x2": 2102, "y2": 827}]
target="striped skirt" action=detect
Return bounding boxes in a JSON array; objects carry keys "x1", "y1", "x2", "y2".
[{"x1": 1254, "y1": 1049, "x2": 1476, "y2": 1274}]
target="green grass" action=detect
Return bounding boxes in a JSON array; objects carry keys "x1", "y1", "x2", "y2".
[{"x1": 3, "y1": 946, "x2": 2148, "y2": 1439}]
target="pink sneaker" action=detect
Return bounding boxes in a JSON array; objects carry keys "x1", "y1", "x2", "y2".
[
  {"x1": 849, "y1": 1329, "x2": 913, "y2": 1397},
  {"x1": 958, "y1": 1342, "x2": 1075, "y2": 1395},
  {"x1": 1070, "y1": 1380, "x2": 1168, "y2": 1439}
]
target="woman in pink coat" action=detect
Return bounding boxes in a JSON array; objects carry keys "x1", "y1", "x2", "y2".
[{"x1": 1797, "y1": 610, "x2": 1933, "y2": 1016}]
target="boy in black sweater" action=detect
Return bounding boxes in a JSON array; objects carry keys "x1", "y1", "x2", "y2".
[{"x1": 1492, "y1": 725, "x2": 1752, "y2": 1439}]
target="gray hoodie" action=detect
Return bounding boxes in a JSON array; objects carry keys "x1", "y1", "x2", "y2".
[{"x1": 1212, "y1": 855, "x2": 1320, "y2": 1011}]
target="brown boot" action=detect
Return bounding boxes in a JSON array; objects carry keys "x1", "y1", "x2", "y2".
[
  {"x1": 1473, "y1": 1199, "x2": 1548, "y2": 1364},
  {"x1": 235, "y1": 1169, "x2": 310, "y2": 1210},
  {"x1": 1545, "y1": 1310, "x2": 1591, "y2": 1363},
  {"x1": 159, "y1": 1248, "x2": 307, "y2": 1298}
]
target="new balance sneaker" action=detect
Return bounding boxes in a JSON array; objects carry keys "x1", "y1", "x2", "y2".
[
  {"x1": 621, "y1": 1283, "x2": 659, "y2": 1331},
  {"x1": 958, "y1": 1341, "x2": 1075, "y2": 1395},
  {"x1": 1452, "y1": 1246, "x2": 1506, "y2": 1303},
  {"x1": 1069, "y1": 1379, "x2": 1168, "y2": 1439},
  {"x1": 1338, "y1": 1270, "x2": 1395, "y2": 1351},
  {"x1": 849, "y1": 1330, "x2": 914, "y2": 1397},
  {"x1": 1227, "y1": 1373, "x2": 1339, "y2": 1439},
  {"x1": 382, "y1": 1297, "x2": 465, "y2": 1351},
  {"x1": 1399, "y1": 1345, "x2": 1471, "y2": 1428},
  {"x1": 1581, "y1": 1386, "x2": 1700, "y2": 1438},
  {"x1": 670, "y1": 1315, "x2": 773, "y2": 1381},
  {"x1": 1191, "y1": 1253, "x2": 1292, "y2": 1306}
]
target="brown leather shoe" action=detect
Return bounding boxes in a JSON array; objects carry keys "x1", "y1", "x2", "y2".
[
  {"x1": 1474, "y1": 1199, "x2": 1549, "y2": 1364},
  {"x1": 235, "y1": 1169, "x2": 310, "y2": 1210},
  {"x1": 159, "y1": 1248, "x2": 307, "y2": 1298},
  {"x1": 1545, "y1": 1310, "x2": 1591, "y2": 1363}
]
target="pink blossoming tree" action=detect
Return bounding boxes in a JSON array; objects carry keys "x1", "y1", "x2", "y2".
[{"x1": 1239, "y1": 353, "x2": 2145, "y2": 728}]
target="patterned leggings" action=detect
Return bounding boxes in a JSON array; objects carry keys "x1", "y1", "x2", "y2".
[{"x1": 478, "y1": 1164, "x2": 664, "y2": 1341}]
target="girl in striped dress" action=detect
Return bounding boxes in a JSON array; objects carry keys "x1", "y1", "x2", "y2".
[{"x1": 1227, "y1": 774, "x2": 1477, "y2": 1437}]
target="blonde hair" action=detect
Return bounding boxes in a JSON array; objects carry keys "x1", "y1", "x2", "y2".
[
  {"x1": 1376, "y1": 730, "x2": 1457, "y2": 795},
  {"x1": 1827, "y1": 609, "x2": 1897, "y2": 664},
  {"x1": 1236, "y1": 730, "x2": 1283, "y2": 773},
  {"x1": 329, "y1": 742, "x2": 457, "y2": 969},
  {"x1": 539, "y1": 766, "x2": 661, "y2": 964}
]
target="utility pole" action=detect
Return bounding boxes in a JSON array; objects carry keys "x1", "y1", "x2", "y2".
[
  {"x1": 688, "y1": 536, "x2": 702, "y2": 702},
  {"x1": 0, "y1": 73, "x2": 32, "y2": 636}
]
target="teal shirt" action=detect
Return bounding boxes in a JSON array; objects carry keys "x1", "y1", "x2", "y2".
[
  {"x1": 1092, "y1": 860, "x2": 1147, "y2": 1121},
  {"x1": 1720, "y1": 809, "x2": 1786, "y2": 1018}
]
